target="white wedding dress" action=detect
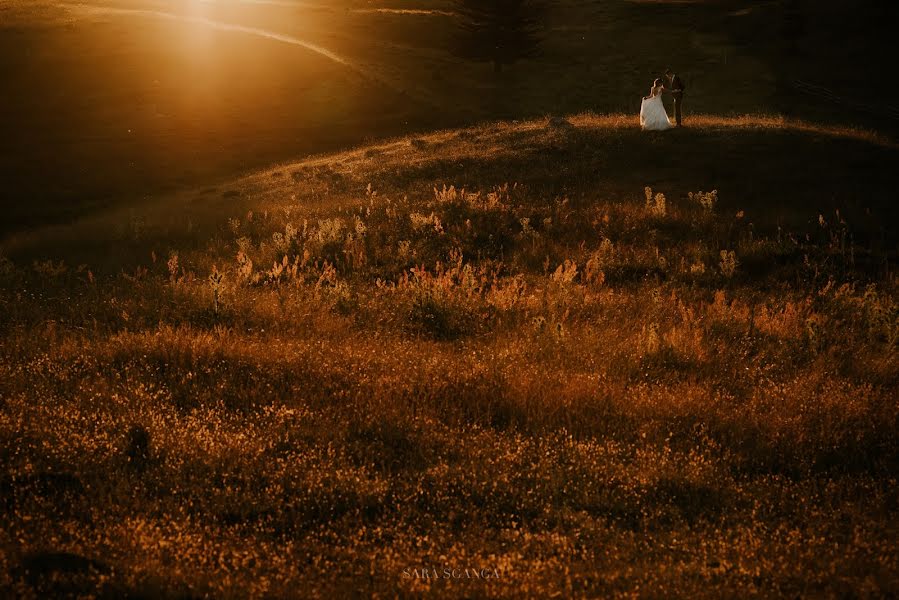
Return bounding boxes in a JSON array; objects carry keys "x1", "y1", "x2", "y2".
[{"x1": 640, "y1": 85, "x2": 672, "y2": 131}]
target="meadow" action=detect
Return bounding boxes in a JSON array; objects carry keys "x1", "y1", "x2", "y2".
[
  {"x1": 3, "y1": 0, "x2": 897, "y2": 235},
  {"x1": 1, "y1": 114, "x2": 897, "y2": 597}
]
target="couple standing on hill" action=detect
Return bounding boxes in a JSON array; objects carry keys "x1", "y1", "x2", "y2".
[{"x1": 640, "y1": 69, "x2": 685, "y2": 131}]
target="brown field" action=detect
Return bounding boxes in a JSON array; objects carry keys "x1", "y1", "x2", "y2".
[{"x1": 1, "y1": 115, "x2": 897, "y2": 597}]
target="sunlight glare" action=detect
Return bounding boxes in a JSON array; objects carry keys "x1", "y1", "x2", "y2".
[{"x1": 186, "y1": 0, "x2": 219, "y2": 19}]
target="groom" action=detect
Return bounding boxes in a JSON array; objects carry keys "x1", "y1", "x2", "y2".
[{"x1": 664, "y1": 69, "x2": 685, "y2": 127}]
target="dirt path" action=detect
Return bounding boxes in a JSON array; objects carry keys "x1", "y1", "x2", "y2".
[
  {"x1": 352, "y1": 8, "x2": 455, "y2": 17},
  {"x1": 222, "y1": 1, "x2": 455, "y2": 16},
  {"x1": 60, "y1": 2, "x2": 353, "y2": 67},
  {"x1": 58, "y1": 2, "x2": 448, "y2": 109}
]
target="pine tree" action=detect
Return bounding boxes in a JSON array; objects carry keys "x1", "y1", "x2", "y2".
[{"x1": 453, "y1": 0, "x2": 545, "y2": 74}]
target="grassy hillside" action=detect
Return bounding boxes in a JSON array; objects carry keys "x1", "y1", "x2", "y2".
[
  {"x1": 3, "y1": 0, "x2": 897, "y2": 236},
  {"x1": 0, "y1": 0, "x2": 429, "y2": 235},
  {"x1": 1, "y1": 116, "x2": 897, "y2": 597}
]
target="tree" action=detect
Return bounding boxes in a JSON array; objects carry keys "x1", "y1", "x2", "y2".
[{"x1": 453, "y1": 0, "x2": 545, "y2": 74}]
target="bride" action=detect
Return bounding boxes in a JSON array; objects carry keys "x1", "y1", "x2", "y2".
[{"x1": 640, "y1": 78, "x2": 672, "y2": 131}]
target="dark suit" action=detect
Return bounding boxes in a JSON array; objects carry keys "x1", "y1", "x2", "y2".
[{"x1": 667, "y1": 74, "x2": 685, "y2": 126}]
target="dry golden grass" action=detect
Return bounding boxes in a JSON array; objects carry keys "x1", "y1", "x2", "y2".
[{"x1": 1, "y1": 115, "x2": 897, "y2": 597}]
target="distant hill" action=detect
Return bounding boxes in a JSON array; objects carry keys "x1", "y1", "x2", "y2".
[{"x1": 0, "y1": 0, "x2": 896, "y2": 237}]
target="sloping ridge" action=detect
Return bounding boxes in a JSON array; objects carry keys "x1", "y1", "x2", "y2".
[{"x1": 2, "y1": 114, "x2": 896, "y2": 260}]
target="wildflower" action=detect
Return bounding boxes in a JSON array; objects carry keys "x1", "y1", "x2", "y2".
[
  {"x1": 585, "y1": 241, "x2": 613, "y2": 287},
  {"x1": 520, "y1": 217, "x2": 534, "y2": 236},
  {"x1": 690, "y1": 190, "x2": 717, "y2": 213},
  {"x1": 644, "y1": 323, "x2": 660, "y2": 354},
  {"x1": 209, "y1": 267, "x2": 225, "y2": 314},
  {"x1": 316, "y1": 218, "x2": 345, "y2": 244},
  {"x1": 719, "y1": 250, "x2": 738, "y2": 278},
  {"x1": 354, "y1": 216, "x2": 367, "y2": 238},
  {"x1": 236, "y1": 237, "x2": 252, "y2": 254},
  {"x1": 552, "y1": 260, "x2": 578, "y2": 285},
  {"x1": 272, "y1": 232, "x2": 287, "y2": 253},
  {"x1": 285, "y1": 222, "x2": 298, "y2": 244},
  {"x1": 236, "y1": 251, "x2": 253, "y2": 281},
  {"x1": 167, "y1": 252, "x2": 179, "y2": 282},
  {"x1": 410, "y1": 212, "x2": 444, "y2": 234},
  {"x1": 645, "y1": 187, "x2": 667, "y2": 217}
]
